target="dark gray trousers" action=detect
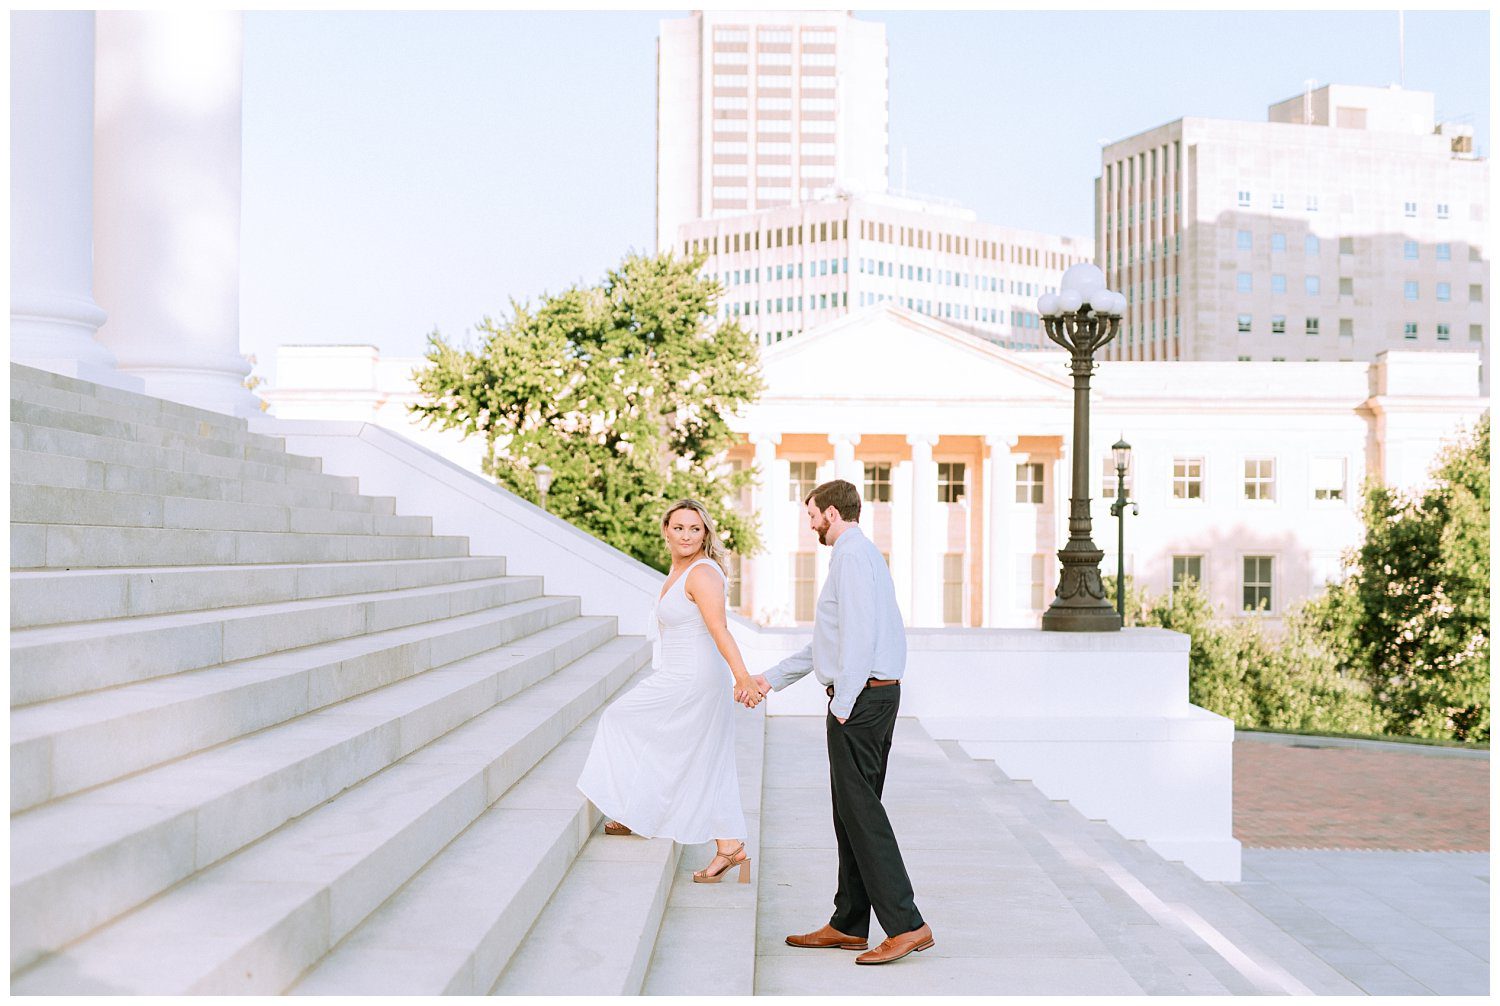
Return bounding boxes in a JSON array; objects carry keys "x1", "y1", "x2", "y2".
[{"x1": 826, "y1": 683, "x2": 924, "y2": 938}]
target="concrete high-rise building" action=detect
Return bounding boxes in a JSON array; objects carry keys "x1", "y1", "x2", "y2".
[
  {"x1": 1097, "y1": 83, "x2": 1489, "y2": 383},
  {"x1": 676, "y1": 191, "x2": 1092, "y2": 350},
  {"x1": 655, "y1": 10, "x2": 889, "y2": 251}
]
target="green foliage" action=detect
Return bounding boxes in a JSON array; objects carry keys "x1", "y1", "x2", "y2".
[
  {"x1": 409, "y1": 251, "x2": 764, "y2": 572},
  {"x1": 1313, "y1": 413, "x2": 1490, "y2": 742}
]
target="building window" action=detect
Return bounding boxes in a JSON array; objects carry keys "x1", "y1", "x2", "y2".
[
  {"x1": 1306, "y1": 195, "x2": 1319, "y2": 212},
  {"x1": 1437, "y1": 243, "x2": 1452, "y2": 261},
  {"x1": 1236, "y1": 229, "x2": 1252, "y2": 250},
  {"x1": 937, "y1": 462, "x2": 967, "y2": 503},
  {"x1": 1437, "y1": 282, "x2": 1451, "y2": 302},
  {"x1": 726, "y1": 552, "x2": 743, "y2": 608},
  {"x1": 1271, "y1": 232, "x2": 1286, "y2": 253},
  {"x1": 1437, "y1": 202, "x2": 1450, "y2": 219},
  {"x1": 1403, "y1": 240, "x2": 1418, "y2": 260},
  {"x1": 1403, "y1": 201, "x2": 1417, "y2": 218},
  {"x1": 1015, "y1": 462, "x2": 1044, "y2": 504},
  {"x1": 1339, "y1": 318, "x2": 1354, "y2": 337},
  {"x1": 1172, "y1": 555, "x2": 1204, "y2": 594},
  {"x1": 793, "y1": 552, "x2": 816, "y2": 622},
  {"x1": 788, "y1": 460, "x2": 818, "y2": 502},
  {"x1": 1172, "y1": 457, "x2": 1204, "y2": 500},
  {"x1": 1305, "y1": 275, "x2": 1320, "y2": 295},
  {"x1": 1404, "y1": 281, "x2": 1419, "y2": 301},
  {"x1": 1305, "y1": 234, "x2": 1320, "y2": 255},
  {"x1": 1271, "y1": 192, "x2": 1284, "y2": 209},
  {"x1": 1471, "y1": 324, "x2": 1484, "y2": 343},
  {"x1": 1404, "y1": 322, "x2": 1418, "y2": 340},
  {"x1": 1339, "y1": 277, "x2": 1353, "y2": 296},
  {"x1": 1237, "y1": 313, "x2": 1252, "y2": 333},
  {"x1": 1271, "y1": 315, "x2": 1286, "y2": 334},
  {"x1": 1271, "y1": 274, "x2": 1286, "y2": 294},
  {"x1": 1242, "y1": 556, "x2": 1274, "y2": 612},
  {"x1": 863, "y1": 462, "x2": 892, "y2": 503},
  {"x1": 1238, "y1": 355, "x2": 1252, "y2": 361},
  {"x1": 1305, "y1": 317, "x2": 1320, "y2": 336},
  {"x1": 1237, "y1": 190, "x2": 1251, "y2": 207},
  {"x1": 1312, "y1": 457, "x2": 1347, "y2": 502},
  {"x1": 1338, "y1": 236, "x2": 1354, "y2": 255},
  {"x1": 1470, "y1": 284, "x2": 1484, "y2": 303},
  {"x1": 942, "y1": 553, "x2": 965, "y2": 625},
  {"x1": 1021, "y1": 553, "x2": 1047, "y2": 609},
  {"x1": 1437, "y1": 323, "x2": 1451, "y2": 341},
  {"x1": 1243, "y1": 457, "x2": 1275, "y2": 501}
]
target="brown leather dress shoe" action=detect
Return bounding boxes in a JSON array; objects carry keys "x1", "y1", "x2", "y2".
[
  {"x1": 854, "y1": 923, "x2": 934, "y2": 965},
  {"x1": 784, "y1": 924, "x2": 869, "y2": 951}
]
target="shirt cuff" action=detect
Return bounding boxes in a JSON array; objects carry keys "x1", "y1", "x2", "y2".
[{"x1": 829, "y1": 693, "x2": 856, "y2": 720}]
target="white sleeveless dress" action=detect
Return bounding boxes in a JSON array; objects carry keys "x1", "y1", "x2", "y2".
[{"x1": 576, "y1": 556, "x2": 748, "y2": 843}]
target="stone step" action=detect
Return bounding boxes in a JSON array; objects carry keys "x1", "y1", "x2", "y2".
[
  {"x1": 12, "y1": 379, "x2": 284, "y2": 453},
  {"x1": 11, "y1": 522, "x2": 468, "y2": 570},
  {"x1": 492, "y1": 832, "x2": 680, "y2": 996},
  {"x1": 10, "y1": 620, "x2": 645, "y2": 983},
  {"x1": 11, "y1": 448, "x2": 396, "y2": 520},
  {"x1": 972, "y1": 758, "x2": 1360, "y2": 996},
  {"x1": 11, "y1": 591, "x2": 593, "y2": 812},
  {"x1": 10, "y1": 422, "x2": 359, "y2": 496},
  {"x1": 640, "y1": 706, "x2": 766, "y2": 995},
  {"x1": 11, "y1": 401, "x2": 319, "y2": 472},
  {"x1": 11, "y1": 634, "x2": 651, "y2": 992},
  {"x1": 12, "y1": 364, "x2": 250, "y2": 441},
  {"x1": 289, "y1": 666, "x2": 649, "y2": 995},
  {"x1": 11, "y1": 555, "x2": 507, "y2": 630},
  {"x1": 12, "y1": 571, "x2": 539, "y2": 705},
  {"x1": 12, "y1": 483, "x2": 432, "y2": 537}
]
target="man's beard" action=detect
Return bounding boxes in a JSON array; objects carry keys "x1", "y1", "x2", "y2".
[{"x1": 815, "y1": 521, "x2": 829, "y2": 545}]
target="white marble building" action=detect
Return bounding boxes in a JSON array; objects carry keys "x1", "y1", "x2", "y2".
[{"x1": 264, "y1": 305, "x2": 1486, "y2": 631}]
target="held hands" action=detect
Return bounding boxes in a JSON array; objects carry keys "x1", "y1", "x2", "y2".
[{"x1": 734, "y1": 673, "x2": 773, "y2": 709}]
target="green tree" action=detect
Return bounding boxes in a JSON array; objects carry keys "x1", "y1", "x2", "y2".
[
  {"x1": 1314, "y1": 413, "x2": 1490, "y2": 741},
  {"x1": 409, "y1": 251, "x2": 764, "y2": 571}
]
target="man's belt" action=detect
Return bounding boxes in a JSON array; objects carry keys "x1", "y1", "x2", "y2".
[{"x1": 826, "y1": 678, "x2": 900, "y2": 697}]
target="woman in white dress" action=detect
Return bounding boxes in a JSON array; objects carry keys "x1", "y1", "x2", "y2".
[{"x1": 576, "y1": 499, "x2": 761, "y2": 883}]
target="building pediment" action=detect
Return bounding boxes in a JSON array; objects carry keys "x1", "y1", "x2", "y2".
[{"x1": 756, "y1": 304, "x2": 1073, "y2": 405}]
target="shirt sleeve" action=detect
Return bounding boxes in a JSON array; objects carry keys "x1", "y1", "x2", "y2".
[
  {"x1": 764, "y1": 640, "x2": 814, "y2": 690},
  {"x1": 829, "y1": 550, "x2": 879, "y2": 720}
]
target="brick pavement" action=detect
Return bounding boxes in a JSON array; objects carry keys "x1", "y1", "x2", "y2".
[{"x1": 1233, "y1": 740, "x2": 1489, "y2": 851}]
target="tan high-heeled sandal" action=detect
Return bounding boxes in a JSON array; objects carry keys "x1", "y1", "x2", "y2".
[
  {"x1": 604, "y1": 821, "x2": 633, "y2": 836},
  {"x1": 692, "y1": 842, "x2": 751, "y2": 884}
]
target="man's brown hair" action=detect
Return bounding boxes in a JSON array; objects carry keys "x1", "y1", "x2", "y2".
[{"x1": 806, "y1": 479, "x2": 861, "y2": 522}]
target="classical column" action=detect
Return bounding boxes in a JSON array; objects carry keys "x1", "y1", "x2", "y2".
[
  {"x1": 1050, "y1": 443, "x2": 1071, "y2": 598},
  {"x1": 907, "y1": 433, "x2": 942, "y2": 626},
  {"x1": 814, "y1": 458, "x2": 837, "y2": 588},
  {"x1": 889, "y1": 459, "x2": 914, "y2": 623},
  {"x1": 94, "y1": 11, "x2": 261, "y2": 416},
  {"x1": 984, "y1": 433, "x2": 1019, "y2": 625},
  {"x1": 830, "y1": 432, "x2": 863, "y2": 488},
  {"x1": 10, "y1": 12, "x2": 133, "y2": 387},
  {"x1": 747, "y1": 433, "x2": 781, "y2": 623}
]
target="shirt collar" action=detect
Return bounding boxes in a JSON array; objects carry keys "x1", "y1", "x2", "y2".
[{"x1": 833, "y1": 524, "x2": 865, "y2": 551}]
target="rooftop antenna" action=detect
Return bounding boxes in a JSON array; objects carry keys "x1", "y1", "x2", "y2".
[{"x1": 1398, "y1": 10, "x2": 1406, "y2": 88}]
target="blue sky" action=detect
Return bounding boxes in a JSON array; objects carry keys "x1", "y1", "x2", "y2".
[{"x1": 240, "y1": 10, "x2": 1489, "y2": 385}]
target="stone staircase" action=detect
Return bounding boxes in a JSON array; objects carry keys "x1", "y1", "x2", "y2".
[{"x1": 8, "y1": 364, "x2": 657, "y2": 994}]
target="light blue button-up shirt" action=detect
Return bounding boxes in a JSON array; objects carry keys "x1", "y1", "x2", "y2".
[{"x1": 763, "y1": 524, "x2": 907, "y2": 719}]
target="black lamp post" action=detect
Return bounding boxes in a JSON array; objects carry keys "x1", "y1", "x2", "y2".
[
  {"x1": 1108, "y1": 438, "x2": 1138, "y2": 623},
  {"x1": 1038, "y1": 264, "x2": 1124, "y2": 632}
]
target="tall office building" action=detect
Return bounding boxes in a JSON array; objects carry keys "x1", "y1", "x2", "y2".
[
  {"x1": 655, "y1": 10, "x2": 889, "y2": 251},
  {"x1": 676, "y1": 191, "x2": 1091, "y2": 349},
  {"x1": 1097, "y1": 84, "x2": 1489, "y2": 376}
]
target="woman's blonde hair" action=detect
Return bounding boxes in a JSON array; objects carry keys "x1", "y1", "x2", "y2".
[{"x1": 661, "y1": 499, "x2": 729, "y2": 574}]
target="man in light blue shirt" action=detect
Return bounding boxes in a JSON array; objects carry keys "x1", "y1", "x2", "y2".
[{"x1": 751, "y1": 479, "x2": 932, "y2": 965}]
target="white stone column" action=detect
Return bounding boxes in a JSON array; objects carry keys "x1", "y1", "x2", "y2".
[
  {"x1": 10, "y1": 12, "x2": 136, "y2": 387},
  {"x1": 814, "y1": 458, "x2": 837, "y2": 588},
  {"x1": 984, "y1": 433, "x2": 1019, "y2": 626},
  {"x1": 830, "y1": 432, "x2": 863, "y2": 488},
  {"x1": 889, "y1": 459, "x2": 914, "y2": 624},
  {"x1": 747, "y1": 433, "x2": 781, "y2": 623},
  {"x1": 771, "y1": 455, "x2": 796, "y2": 625},
  {"x1": 94, "y1": 11, "x2": 261, "y2": 416},
  {"x1": 907, "y1": 432, "x2": 942, "y2": 626},
  {"x1": 1051, "y1": 442, "x2": 1071, "y2": 598}
]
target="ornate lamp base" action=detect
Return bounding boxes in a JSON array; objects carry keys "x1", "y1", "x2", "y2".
[{"x1": 1040, "y1": 543, "x2": 1122, "y2": 632}]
